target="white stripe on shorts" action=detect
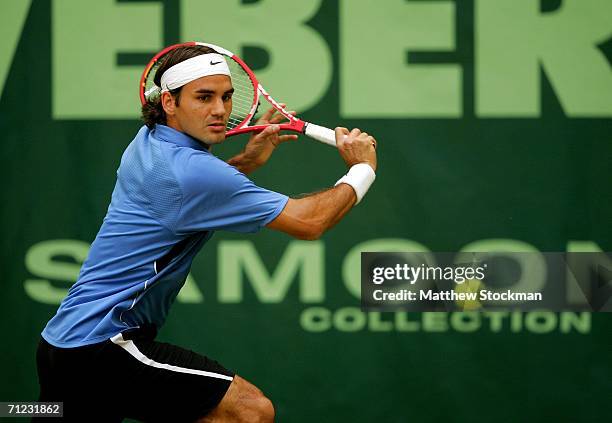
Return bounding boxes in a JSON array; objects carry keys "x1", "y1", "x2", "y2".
[{"x1": 110, "y1": 333, "x2": 234, "y2": 381}]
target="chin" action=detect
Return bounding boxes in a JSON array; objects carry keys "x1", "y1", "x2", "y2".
[
  {"x1": 195, "y1": 131, "x2": 226, "y2": 145},
  {"x1": 205, "y1": 134, "x2": 226, "y2": 145}
]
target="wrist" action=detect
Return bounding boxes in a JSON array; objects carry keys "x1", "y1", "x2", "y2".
[
  {"x1": 335, "y1": 163, "x2": 376, "y2": 204},
  {"x1": 346, "y1": 160, "x2": 376, "y2": 172}
]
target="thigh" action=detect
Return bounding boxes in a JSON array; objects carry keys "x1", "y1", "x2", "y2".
[
  {"x1": 110, "y1": 333, "x2": 234, "y2": 422},
  {"x1": 35, "y1": 338, "x2": 124, "y2": 422},
  {"x1": 36, "y1": 335, "x2": 234, "y2": 423}
]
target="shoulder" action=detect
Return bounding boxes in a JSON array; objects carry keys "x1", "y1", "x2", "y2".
[{"x1": 173, "y1": 149, "x2": 250, "y2": 195}]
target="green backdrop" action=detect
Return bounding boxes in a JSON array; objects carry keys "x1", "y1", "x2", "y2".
[{"x1": 1, "y1": 1, "x2": 611, "y2": 421}]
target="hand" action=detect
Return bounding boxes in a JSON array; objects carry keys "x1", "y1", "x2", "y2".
[
  {"x1": 335, "y1": 127, "x2": 377, "y2": 172},
  {"x1": 229, "y1": 104, "x2": 298, "y2": 174}
]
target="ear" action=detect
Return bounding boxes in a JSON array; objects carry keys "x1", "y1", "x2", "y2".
[{"x1": 161, "y1": 91, "x2": 176, "y2": 116}]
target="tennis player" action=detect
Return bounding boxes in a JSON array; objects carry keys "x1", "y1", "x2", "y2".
[{"x1": 35, "y1": 44, "x2": 377, "y2": 422}]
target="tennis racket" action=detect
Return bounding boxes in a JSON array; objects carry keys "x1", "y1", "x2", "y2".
[{"x1": 139, "y1": 41, "x2": 337, "y2": 147}]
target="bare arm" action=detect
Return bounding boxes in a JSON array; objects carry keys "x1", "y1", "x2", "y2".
[
  {"x1": 267, "y1": 185, "x2": 356, "y2": 240},
  {"x1": 267, "y1": 127, "x2": 377, "y2": 240}
]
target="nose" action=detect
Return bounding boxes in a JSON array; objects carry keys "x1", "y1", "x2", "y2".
[{"x1": 211, "y1": 96, "x2": 226, "y2": 117}]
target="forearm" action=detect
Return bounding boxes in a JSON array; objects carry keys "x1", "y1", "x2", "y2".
[
  {"x1": 267, "y1": 184, "x2": 356, "y2": 240},
  {"x1": 311, "y1": 184, "x2": 356, "y2": 231}
]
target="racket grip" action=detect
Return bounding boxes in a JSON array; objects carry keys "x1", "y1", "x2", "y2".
[{"x1": 304, "y1": 123, "x2": 337, "y2": 147}]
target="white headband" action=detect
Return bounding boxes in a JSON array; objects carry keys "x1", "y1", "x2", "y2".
[{"x1": 160, "y1": 53, "x2": 231, "y2": 92}]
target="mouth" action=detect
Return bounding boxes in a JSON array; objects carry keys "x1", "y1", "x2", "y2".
[{"x1": 207, "y1": 122, "x2": 226, "y2": 132}]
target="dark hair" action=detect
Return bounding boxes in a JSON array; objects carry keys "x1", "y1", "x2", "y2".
[{"x1": 141, "y1": 45, "x2": 218, "y2": 129}]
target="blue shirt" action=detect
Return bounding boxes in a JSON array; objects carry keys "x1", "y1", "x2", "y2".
[{"x1": 42, "y1": 125, "x2": 288, "y2": 347}]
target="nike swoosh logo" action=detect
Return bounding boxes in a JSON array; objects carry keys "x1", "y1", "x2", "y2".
[{"x1": 210, "y1": 61, "x2": 222, "y2": 65}]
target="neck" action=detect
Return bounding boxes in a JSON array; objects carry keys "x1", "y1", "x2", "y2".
[{"x1": 163, "y1": 120, "x2": 211, "y2": 150}]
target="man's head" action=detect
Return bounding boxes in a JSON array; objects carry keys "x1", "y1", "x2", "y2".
[{"x1": 141, "y1": 45, "x2": 234, "y2": 145}]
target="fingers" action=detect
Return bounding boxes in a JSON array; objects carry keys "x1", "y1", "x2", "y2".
[
  {"x1": 335, "y1": 127, "x2": 349, "y2": 137},
  {"x1": 363, "y1": 135, "x2": 376, "y2": 149},
  {"x1": 269, "y1": 110, "x2": 295, "y2": 124},
  {"x1": 358, "y1": 132, "x2": 376, "y2": 149},
  {"x1": 259, "y1": 105, "x2": 277, "y2": 123},
  {"x1": 258, "y1": 124, "x2": 280, "y2": 146},
  {"x1": 336, "y1": 127, "x2": 378, "y2": 171},
  {"x1": 251, "y1": 124, "x2": 278, "y2": 142},
  {"x1": 259, "y1": 104, "x2": 296, "y2": 124},
  {"x1": 277, "y1": 134, "x2": 298, "y2": 144},
  {"x1": 253, "y1": 124, "x2": 298, "y2": 147},
  {"x1": 269, "y1": 125, "x2": 298, "y2": 145},
  {"x1": 348, "y1": 128, "x2": 376, "y2": 148},
  {"x1": 255, "y1": 124, "x2": 278, "y2": 137},
  {"x1": 337, "y1": 127, "x2": 368, "y2": 147},
  {"x1": 337, "y1": 127, "x2": 378, "y2": 153},
  {"x1": 335, "y1": 127, "x2": 349, "y2": 145}
]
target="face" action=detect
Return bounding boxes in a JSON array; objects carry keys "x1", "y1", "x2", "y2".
[{"x1": 162, "y1": 74, "x2": 233, "y2": 145}]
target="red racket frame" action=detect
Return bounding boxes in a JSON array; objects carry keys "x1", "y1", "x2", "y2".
[{"x1": 139, "y1": 41, "x2": 305, "y2": 137}]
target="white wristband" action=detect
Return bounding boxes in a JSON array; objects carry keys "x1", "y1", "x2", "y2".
[{"x1": 335, "y1": 163, "x2": 376, "y2": 205}]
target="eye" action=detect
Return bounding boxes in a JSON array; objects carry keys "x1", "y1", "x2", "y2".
[
  {"x1": 222, "y1": 93, "x2": 233, "y2": 102},
  {"x1": 198, "y1": 95, "x2": 211, "y2": 102}
]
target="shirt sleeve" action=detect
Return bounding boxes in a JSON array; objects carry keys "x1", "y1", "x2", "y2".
[{"x1": 173, "y1": 151, "x2": 289, "y2": 234}]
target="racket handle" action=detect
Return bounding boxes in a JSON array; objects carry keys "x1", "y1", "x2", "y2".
[{"x1": 304, "y1": 123, "x2": 337, "y2": 147}]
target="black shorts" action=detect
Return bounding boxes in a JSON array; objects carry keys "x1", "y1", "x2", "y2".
[{"x1": 34, "y1": 326, "x2": 234, "y2": 422}]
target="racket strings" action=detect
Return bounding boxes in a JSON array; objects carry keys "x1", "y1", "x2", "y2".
[
  {"x1": 144, "y1": 63, "x2": 163, "y2": 103},
  {"x1": 225, "y1": 59, "x2": 257, "y2": 129}
]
